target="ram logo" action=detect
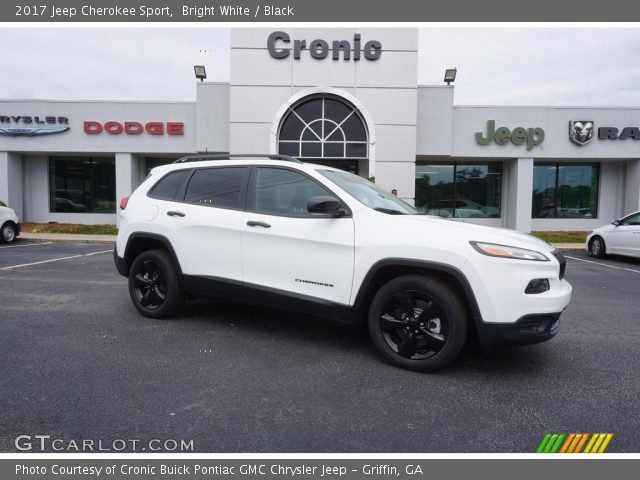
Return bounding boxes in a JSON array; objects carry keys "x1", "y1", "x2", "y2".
[{"x1": 569, "y1": 120, "x2": 594, "y2": 146}]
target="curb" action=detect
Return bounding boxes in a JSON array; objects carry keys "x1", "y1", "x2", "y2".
[
  {"x1": 550, "y1": 243, "x2": 586, "y2": 253},
  {"x1": 19, "y1": 233, "x2": 116, "y2": 244}
]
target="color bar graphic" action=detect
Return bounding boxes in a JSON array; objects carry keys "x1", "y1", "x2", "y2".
[{"x1": 537, "y1": 433, "x2": 613, "y2": 453}]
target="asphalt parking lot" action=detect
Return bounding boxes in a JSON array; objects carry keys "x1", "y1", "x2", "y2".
[{"x1": 1, "y1": 240, "x2": 639, "y2": 453}]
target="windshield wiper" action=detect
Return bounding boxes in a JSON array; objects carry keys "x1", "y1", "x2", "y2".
[{"x1": 374, "y1": 207, "x2": 406, "y2": 215}]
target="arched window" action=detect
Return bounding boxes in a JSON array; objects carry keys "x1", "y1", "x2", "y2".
[{"x1": 277, "y1": 95, "x2": 368, "y2": 160}]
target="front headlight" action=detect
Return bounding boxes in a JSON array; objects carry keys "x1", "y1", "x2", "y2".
[{"x1": 470, "y1": 241, "x2": 549, "y2": 261}]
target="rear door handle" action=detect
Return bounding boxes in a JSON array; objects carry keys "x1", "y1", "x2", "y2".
[
  {"x1": 167, "y1": 211, "x2": 185, "y2": 217},
  {"x1": 246, "y1": 220, "x2": 271, "y2": 228}
]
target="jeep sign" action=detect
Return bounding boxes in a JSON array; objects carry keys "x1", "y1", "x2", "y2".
[{"x1": 475, "y1": 120, "x2": 545, "y2": 150}]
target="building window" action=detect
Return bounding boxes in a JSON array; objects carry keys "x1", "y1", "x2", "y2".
[
  {"x1": 278, "y1": 94, "x2": 368, "y2": 160},
  {"x1": 532, "y1": 163, "x2": 599, "y2": 218},
  {"x1": 415, "y1": 162, "x2": 502, "y2": 218},
  {"x1": 49, "y1": 157, "x2": 116, "y2": 213}
]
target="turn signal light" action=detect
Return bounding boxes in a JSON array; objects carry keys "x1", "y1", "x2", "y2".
[{"x1": 119, "y1": 197, "x2": 129, "y2": 210}]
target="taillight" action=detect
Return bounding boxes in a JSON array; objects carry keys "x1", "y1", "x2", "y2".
[{"x1": 120, "y1": 197, "x2": 129, "y2": 210}]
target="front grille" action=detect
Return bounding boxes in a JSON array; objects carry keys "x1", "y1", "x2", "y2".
[{"x1": 551, "y1": 250, "x2": 566, "y2": 279}]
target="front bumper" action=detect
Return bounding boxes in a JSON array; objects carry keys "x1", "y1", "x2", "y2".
[
  {"x1": 461, "y1": 250, "x2": 572, "y2": 326},
  {"x1": 476, "y1": 311, "x2": 563, "y2": 351},
  {"x1": 15, "y1": 222, "x2": 21, "y2": 237},
  {"x1": 460, "y1": 248, "x2": 572, "y2": 352}
]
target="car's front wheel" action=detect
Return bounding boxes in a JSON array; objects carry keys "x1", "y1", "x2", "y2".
[
  {"x1": 368, "y1": 275, "x2": 468, "y2": 372},
  {"x1": 1, "y1": 222, "x2": 16, "y2": 244},
  {"x1": 589, "y1": 236, "x2": 606, "y2": 258},
  {"x1": 128, "y1": 249, "x2": 184, "y2": 318}
]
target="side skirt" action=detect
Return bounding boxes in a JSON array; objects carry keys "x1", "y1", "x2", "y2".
[{"x1": 182, "y1": 275, "x2": 352, "y2": 323}]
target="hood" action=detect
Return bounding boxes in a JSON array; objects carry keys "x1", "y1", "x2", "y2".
[
  {"x1": 592, "y1": 222, "x2": 616, "y2": 234},
  {"x1": 397, "y1": 214, "x2": 554, "y2": 252}
]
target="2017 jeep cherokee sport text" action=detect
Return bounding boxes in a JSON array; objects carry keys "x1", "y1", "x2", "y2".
[{"x1": 114, "y1": 155, "x2": 572, "y2": 371}]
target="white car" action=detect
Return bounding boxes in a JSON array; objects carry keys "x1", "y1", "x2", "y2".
[
  {"x1": 114, "y1": 154, "x2": 572, "y2": 372},
  {"x1": 0, "y1": 205, "x2": 20, "y2": 244},
  {"x1": 587, "y1": 211, "x2": 640, "y2": 259}
]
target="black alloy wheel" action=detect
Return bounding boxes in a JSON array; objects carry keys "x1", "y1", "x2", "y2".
[
  {"x1": 128, "y1": 250, "x2": 184, "y2": 318},
  {"x1": 133, "y1": 261, "x2": 167, "y2": 310},
  {"x1": 379, "y1": 290, "x2": 448, "y2": 360},
  {"x1": 368, "y1": 275, "x2": 468, "y2": 372}
]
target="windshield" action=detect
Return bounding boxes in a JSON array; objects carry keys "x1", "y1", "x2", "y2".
[{"x1": 320, "y1": 169, "x2": 418, "y2": 215}]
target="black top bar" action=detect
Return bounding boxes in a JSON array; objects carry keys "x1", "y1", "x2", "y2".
[{"x1": 173, "y1": 154, "x2": 303, "y2": 164}]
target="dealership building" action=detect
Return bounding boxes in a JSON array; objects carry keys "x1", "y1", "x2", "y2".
[{"x1": 1, "y1": 28, "x2": 639, "y2": 232}]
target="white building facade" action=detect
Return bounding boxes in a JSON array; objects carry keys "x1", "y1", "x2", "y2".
[{"x1": 1, "y1": 28, "x2": 639, "y2": 232}]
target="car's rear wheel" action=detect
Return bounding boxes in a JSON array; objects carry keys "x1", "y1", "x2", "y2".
[
  {"x1": 589, "y1": 236, "x2": 606, "y2": 258},
  {"x1": 368, "y1": 275, "x2": 468, "y2": 372},
  {"x1": 1, "y1": 222, "x2": 16, "y2": 244},
  {"x1": 128, "y1": 249, "x2": 184, "y2": 318}
]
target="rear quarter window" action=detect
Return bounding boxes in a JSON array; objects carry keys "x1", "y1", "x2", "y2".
[{"x1": 148, "y1": 169, "x2": 190, "y2": 201}]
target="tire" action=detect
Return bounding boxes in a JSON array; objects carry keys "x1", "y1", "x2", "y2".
[
  {"x1": 128, "y1": 249, "x2": 184, "y2": 319},
  {"x1": 589, "y1": 236, "x2": 606, "y2": 258},
  {"x1": 368, "y1": 275, "x2": 468, "y2": 372},
  {"x1": 1, "y1": 222, "x2": 16, "y2": 244}
]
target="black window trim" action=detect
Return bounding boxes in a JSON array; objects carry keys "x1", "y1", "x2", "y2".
[
  {"x1": 145, "y1": 164, "x2": 352, "y2": 218},
  {"x1": 246, "y1": 165, "x2": 353, "y2": 219}
]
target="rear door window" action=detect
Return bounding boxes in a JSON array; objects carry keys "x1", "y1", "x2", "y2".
[{"x1": 184, "y1": 167, "x2": 248, "y2": 210}]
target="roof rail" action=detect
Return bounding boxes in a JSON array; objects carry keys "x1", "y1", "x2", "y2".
[{"x1": 173, "y1": 154, "x2": 303, "y2": 164}]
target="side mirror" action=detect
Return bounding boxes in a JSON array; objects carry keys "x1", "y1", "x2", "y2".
[
  {"x1": 307, "y1": 196, "x2": 345, "y2": 217},
  {"x1": 612, "y1": 220, "x2": 620, "y2": 226}
]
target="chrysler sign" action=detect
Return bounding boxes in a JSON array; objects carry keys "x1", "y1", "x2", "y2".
[{"x1": 0, "y1": 115, "x2": 69, "y2": 137}]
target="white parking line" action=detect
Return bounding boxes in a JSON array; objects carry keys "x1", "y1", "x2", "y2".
[
  {"x1": 565, "y1": 255, "x2": 640, "y2": 274},
  {"x1": 0, "y1": 241, "x2": 53, "y2": 249},
  {"x1": 0, "y1": 249, "x2": 112, "y2": 270}
]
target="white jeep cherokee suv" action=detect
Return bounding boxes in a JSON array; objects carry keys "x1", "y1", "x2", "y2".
[{"x1": 114, "y1": 155, "x2": 572, "y2": 371}]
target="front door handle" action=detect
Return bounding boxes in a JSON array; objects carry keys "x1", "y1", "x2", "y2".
[
  {"x1": 167, "y1": 211, "x2": 185, "y2": 217},
  {"x1": 246, "y1": 220, "x2": 271, "y2": 228}
]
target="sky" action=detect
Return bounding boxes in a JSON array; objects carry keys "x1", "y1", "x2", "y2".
[{"x1": 2, "y1": 27, "x2": 640, "y2": 106}]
